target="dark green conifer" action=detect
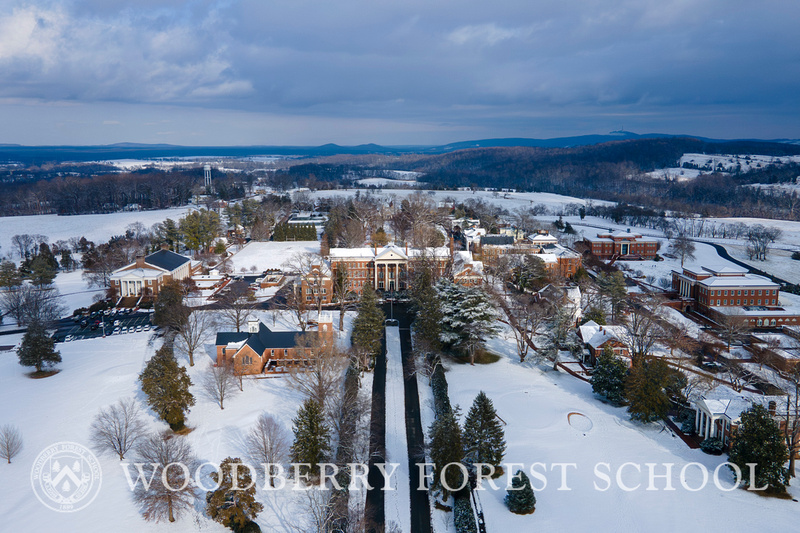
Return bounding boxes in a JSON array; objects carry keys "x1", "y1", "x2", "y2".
[
  {"x1": 290, "y1": 399, "x2": 330, "y2": 478},
  {"x1": 505, "y1": 470, "x2": 536, "y2": 514},
  {"x1": 139, "y1": 345, "x2": 195, "y2": 431},
  {"x1": 463, "y1": 391, "x2": 506, "y2": 470}
]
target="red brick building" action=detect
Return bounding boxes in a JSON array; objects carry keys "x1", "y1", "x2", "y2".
[
  {"x1": 585, "y1": 230, "x2": 660, "y2": 260},
  {"x1": 672, "y1": 265, "x2": 800, "y2": 328},
  {"x1": 215, "y1": 315, "x2": 333, "y2": 375}
]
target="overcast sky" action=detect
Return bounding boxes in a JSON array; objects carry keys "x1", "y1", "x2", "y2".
[{"x1": 2, "y1": 0, "x2": 799, "y2": 146}]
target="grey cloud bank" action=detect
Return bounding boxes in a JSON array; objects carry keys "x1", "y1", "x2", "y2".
[{"x1": 1, "y1": 0, "x2": 799, "y2": 145}]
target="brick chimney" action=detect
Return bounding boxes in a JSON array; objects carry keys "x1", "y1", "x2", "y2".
[
  {"x1": 135, "y1": 255, "x2": 146, "y2": 268},
  {"x1": 161, "y1": 243, "x2": 169, "y2": 251}
]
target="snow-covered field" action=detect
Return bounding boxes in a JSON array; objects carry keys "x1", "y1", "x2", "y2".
[
  {"x1": 646, "y1": 167, "x2": 704, "y2": 181},
  {"x1": 0, "y1": 309, "x2": 357, "y2": 532},
  {"x1": 422, "y1": 338, "x2": 800, "y2": 533},
  {"x1": 225, "y1": 241, "x2": 321, "y2": 273},
  {"x1": 679, "y1": 153, "x2": 800, "y2": 173},
  {"x1": 0, "y1": 207, "x2": 193, "y2": 260},
  {"x1": 310, "y1": 189, "x2": 612, "y2": 213}
]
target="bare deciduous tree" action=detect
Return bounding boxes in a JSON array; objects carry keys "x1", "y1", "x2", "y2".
[
  {"x1": 0, "y1": 284, "x2": 66, "y2": 326},
  {"x1": 244, "y1": 413, "x2": 290, "y2": 487},
  {"x1": 0, "y1": 425, "x2": 23, "y2": 464},
  {"x1": 175, "y1": 310, "x2": 213, "y2": 367},
  {"x1": 90, "y1": 398, "x2": 148, "y2": 460},
  {"x1": 717, "y1": 310, "x2": 751, "y2": 352},
  {"x1": 132, "y1": 432, "x2": 198, "y2": 523},
  {"x1": 217, "y1": 283, "x2": 256, "y2": 332},
  {"x1": 668, "y1": 233, "x2": 696, "y2": 267},
  {"x1": 202, "y1": 362, "x2": 238, "y2": 410},
  {"x1": 622, "y1": 295, "x2": 664, "y2": 367},
  {"x1": 287, "y1": 333, "x2": 348, "y2": 413}
]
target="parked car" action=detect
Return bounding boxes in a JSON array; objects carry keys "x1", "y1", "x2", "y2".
[
  {"x1": 64, "y1": 334, "x2": 74, "y2": 342},
  {"x1": 113, "y1": 327, "x2": 121, "y2": 335},
  {"x1": 114, "y1": 320, "x2": 121, "y2": 327},
  {"x1": 135, "y1": 325, "x2": 143, "y2": 333},
  {"x1": 143, "y1": 325, "x2": 151, "y2": 331}
]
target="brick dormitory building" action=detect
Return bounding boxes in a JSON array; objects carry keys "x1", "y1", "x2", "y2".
[
  {"x1": 584, "y1": 229, "x2": 660, "y2": 260},
  {"x1": 671, "y1": 264, "x2": 800, "y2": 328}
]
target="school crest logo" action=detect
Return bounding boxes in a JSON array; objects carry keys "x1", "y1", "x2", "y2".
[{"x1": 31, "y1": 442, "x2": 102, "y2": 512}]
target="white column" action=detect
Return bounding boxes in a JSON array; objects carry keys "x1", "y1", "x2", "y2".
[{"x1": 374, "y1": 262, "x2": 378, "y2": 288}]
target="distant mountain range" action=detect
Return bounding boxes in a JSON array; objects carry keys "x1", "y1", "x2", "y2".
[{"x1": 2, "y1": 132, "x2": 800, "y2": 164}]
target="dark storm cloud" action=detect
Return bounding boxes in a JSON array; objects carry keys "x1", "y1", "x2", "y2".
[{"x1": 1, "y1": 0, "x2": 799, "y2": 144}]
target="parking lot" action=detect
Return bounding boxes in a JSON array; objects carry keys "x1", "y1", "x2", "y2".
[{"x1": 53, "y1": 311, "x2": 156, "y2": 343}]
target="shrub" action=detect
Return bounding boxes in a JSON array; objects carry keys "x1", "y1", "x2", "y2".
[
  {"x1": 792, "y1": 251, "x2": 800, "y2": 261},
  {"x1": 431, "y1": 360, "x2": 451, "y2": 418},
  {"x1": 700, "y1": 437, "x2": 723, "y2": 455},
  {"x1": 453, "y1": 493, "x2": 477, "y2": 533},
  {"x1": 505, "y1": 470, "x2": 536, "y2": 514}
]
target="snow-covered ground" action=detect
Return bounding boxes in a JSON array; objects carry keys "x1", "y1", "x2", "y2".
[
  {"x1": 425, "y1": 340, "x2": 800, "y2": 533},
  {"x1": 0, "y1": 207, "x2": 193, "y2": 260},
  {"x1": 310, "y1": 189, "x2": 613, "y2": 213},
  {"x1": 679, "y1": 153, "x2": 800, "y2": 173},
  {"x1": 383, "y1": 326, "x2": 411, "y2": 532},
  {"x1": 0, "y1": 309, "x2": 357, "y2": 532},
  {"x1": 225, "y1": 241, "x2": 321, "y2": 273},
  {"x1": 356, "y1": 177, "x2": 419, "y2": 187},
  {"x1": 646, "y1": 167, "x2": 704, "y2": 181}
]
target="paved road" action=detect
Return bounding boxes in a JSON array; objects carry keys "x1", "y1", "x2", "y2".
[{"x1": 365, "y1": 314, "x2": 387, "y2": 533}]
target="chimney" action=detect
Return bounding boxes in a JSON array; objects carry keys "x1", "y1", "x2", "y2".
[
  {"x1": 449, "y1": 235, "x2": 454, "y2": 256},
  {"x1": 405, "y1": 243, "x2": 408, "y2": 255},
  {"x1": 161, "y1": 243, "x2": 169, "y2": 251},
  {"x1": 768, "y1": 400, "x2": 777, "y2": 416},
  {"x1": 135, "y1": 255, "x2": 146, "y2": 267}
]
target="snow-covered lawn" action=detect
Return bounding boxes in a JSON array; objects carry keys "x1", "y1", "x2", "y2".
[
  {"x1": 421, "y1": 338, "x2": 800, "y2": 532},
  {"x1": 721, "y1": 243, "x2": 800, "y2": 286},
  {"x1": 0, "y1": 207, "x2": 193, "y2": 260},
  {"x1": 225, "y1": 241, "x2": 320, "y2": 273},
  {"x1": 0, "y1": 309, "x2": 358, "y2": 532},
  {"x1": 53, "y1": 270, "x2": 105, "y2": 314}
]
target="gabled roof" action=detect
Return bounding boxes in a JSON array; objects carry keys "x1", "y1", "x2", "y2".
[
  {"x1": 145, "y1": 250, "x2": 191, "y2": 272},
  {"x1": 374, "y1": 245, "x2": 408, "y2": 261},
  {"x1": 215, "y1": 322, "x2": 301, "y2": 357},
  {"x1": 481, "y1": 235, "x2": 515, "y2": 246},
  {"x1": 578, "y1": 320, "x2": 628, "y2": 350}
]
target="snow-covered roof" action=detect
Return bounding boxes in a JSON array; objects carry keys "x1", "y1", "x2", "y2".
[
  {"x1": 110, "y1": 267, "x2": 163, "y2": 280},
  {"x1": 578, "y1": 320, "x2": 628, "y2": 350},
  {"x1": 699, "y1": 274, "x2": 777, "y2": 288},
  {"x1": 695, "y1": 386, "x2": 785, "y2": 423}
]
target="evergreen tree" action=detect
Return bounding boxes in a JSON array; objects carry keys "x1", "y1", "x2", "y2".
[
  {"x1": 153, "y1": 280, "x2": 189, "y2": 330},
  {"x1": 351, "y1": 283, "x2": 385, "y2": 366},
  {"x1": 591, "y1": 345, "x2": 628, "y2": 405},
  {"x1": 463, "y1": 391, "x2": 506, "y2": 471},
  {"x1": 437, "y1": 280, "x2": 499, "y2": 363},
  {"x1": 18, "y1": 319, "x2": 61, "y2": 373},
  {"x1": 429, "y1": 406, "x2": 464, "y2": 497},
  {"x1": 412, "y1": 284, "x2": 442, "y2": 351},
  {"x1": 625, "y1": 358, "x2": 672, "y2": 422},
  {"x1": 597, "y1": 271, "x2": 627, "y2": 321},
  {"x1": 290, "y1": 399, "x2": 330, "y2": 478},
  {"x1": 139, "y1": 345, "x2": 195, "y2": 431},
  {"x1": 28, "y1": 255, "x2": 57, "y2": 287},
  {"x1": 505, "y1": 470, "x2": 536, "y2": 514},
  {"x1": 0, "y1": 261, "x2": 22, "y2": 289},
  {"x1": 729, "y1": 404, "x2": 789, "y2": 493},
  {"x1": 206, "y1": 457, "x2": 264, "y2": 531}
]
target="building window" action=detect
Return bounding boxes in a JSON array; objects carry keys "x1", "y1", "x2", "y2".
[
  {"x1": 737, "y1": 299, "x2": 740, "y2": 305},
  {"x1": 758, "y1": 300, "x2": 761, "y2": 305},
  {"x1": 716, "y1": 300, "x2": 720, "y2": 306}
]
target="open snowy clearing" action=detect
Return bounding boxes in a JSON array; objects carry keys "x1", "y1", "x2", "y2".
[
  {"x1": 225, "y1": 240, "x2": 321, "y2": 273},
  {"x1": 0, "y1": 207, "x2": 193, "y2": 260},
  {"x1": 0, "y1": 309, "x2": 358, "y2": 532},
  {"x1": 420, "y1": 333, "x2": 800, "y2": 533}
]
